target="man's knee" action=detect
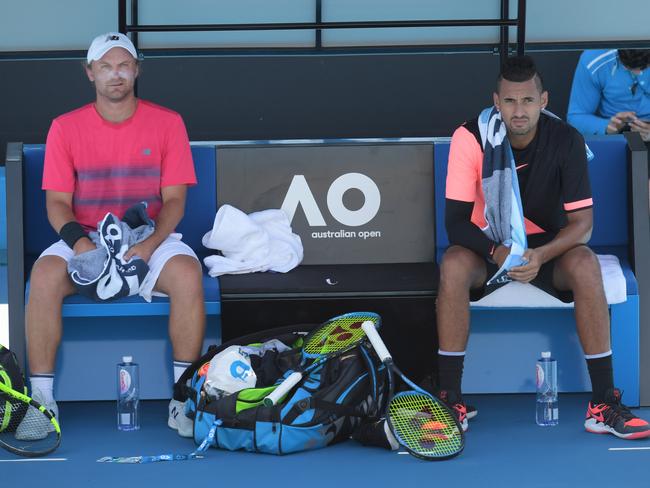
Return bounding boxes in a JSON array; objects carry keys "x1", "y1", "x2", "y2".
[
  {"x1": 28, "y1": 256, "x2": 74, "y2": 300},
  {"x1": 158, "y1": 255, "x2": 203, "y2": 298},
  {"x1": 439, "y1": 246, "x2": 485, "y2": 289},
  {"x1": 557, "y1": 246, "x2": 602, "y2": 288}
]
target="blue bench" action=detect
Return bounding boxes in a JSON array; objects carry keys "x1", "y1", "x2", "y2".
[
  {"x1": 6, "y1": 136, "x2": 648, "y2": 405},
  {"x1": 5, "y1": 143, "x2": 221, "y2": 400},
  {"x1": 433, "y1": 135, "x2": 649, "y2": 406}
]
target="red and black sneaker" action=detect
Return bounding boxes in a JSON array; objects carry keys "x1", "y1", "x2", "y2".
[
  {"x1": 585, "y1": 388, "x2": 650, "y2": 439},
  {"x1": 437, "y1": 389, "x2": 468, "y2": 432}
]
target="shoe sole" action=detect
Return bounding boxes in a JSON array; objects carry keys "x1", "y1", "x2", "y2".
[{"x1": 585, "y1": 420, "x2": 650, "y2": 439}]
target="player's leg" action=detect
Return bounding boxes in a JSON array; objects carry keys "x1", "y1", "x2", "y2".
[
  {"x1": 19, "y1": 246, "x2": 75, "y2": 439},
  {"x1": 435, "y1": 245, "x2": 487, "y2": 431},
  {"x1": 148, "y1": 238, "x2": 205, "y2": 437},
  {"x1": 554, "y1": 245, "x2": 650, "y2": 439}
]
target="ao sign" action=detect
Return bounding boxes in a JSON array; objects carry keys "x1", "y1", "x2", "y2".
[{"x1": 281, "y1": 173, "x2": 381, "y2": 227}]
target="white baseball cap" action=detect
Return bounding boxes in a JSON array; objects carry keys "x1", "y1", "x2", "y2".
[{"x1": 87, "y1": 32, "x2": 138, "y2": 64}]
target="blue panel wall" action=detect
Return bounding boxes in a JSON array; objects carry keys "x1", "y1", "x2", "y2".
[{"x1": 53, "y1": 315, "x2": 220, "y2": 401}]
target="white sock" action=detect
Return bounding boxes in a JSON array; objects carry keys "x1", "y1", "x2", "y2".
[
  {"x1": 173, "y1": 361, "x2": 192, "y2": 384},
  {"x1": 30, "y1": 374, "x2": 55, "y2": 404}
]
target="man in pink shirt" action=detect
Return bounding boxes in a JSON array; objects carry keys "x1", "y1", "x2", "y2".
[{"x1": 20, "y1": 33, "x2": 203, "y2": 439}]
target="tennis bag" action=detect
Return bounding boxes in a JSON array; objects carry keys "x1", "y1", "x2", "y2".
[
  {"x1": 0, "y1": 345, "x2": 29, "y2": 432},
  {"x1": 175, "y1": 323, "x2": 386, "y2": 455}
]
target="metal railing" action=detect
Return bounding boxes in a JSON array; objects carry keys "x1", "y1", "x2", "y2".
[{"x1": 118, "y1": 0, "x2": 527, "y2": 62}]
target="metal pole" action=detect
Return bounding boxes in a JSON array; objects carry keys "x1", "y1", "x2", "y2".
[
  {"x1": 118, "y1": 0, "x2": 127, "y2": 35},
  {"x1": 517, "y1": 0, "x2": 527, "y2": 56},
  {"x1": 131, "y1": 0, "x2": 139, "y2": 51},
  {"x1": 499, "y1": 0, "x2": 509, "y2": 63},
  {"x1": 315, "y1": 0, "x2": 322, "y2": 49}
]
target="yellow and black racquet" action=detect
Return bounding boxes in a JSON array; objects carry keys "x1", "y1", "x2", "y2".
[
  {"x1": 263, "y1": 311, "x2": 381, "y2": 406},
  {"x1": 361, "y1": 322, "x2": 464, "y2": 460},
  {"x1": 0, "y1": 382, "x2": 61, "y2": 457}
]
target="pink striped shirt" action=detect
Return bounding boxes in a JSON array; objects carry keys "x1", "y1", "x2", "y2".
[{"x1": 43, "y1": 100, "x2": 196, "y2": 231}]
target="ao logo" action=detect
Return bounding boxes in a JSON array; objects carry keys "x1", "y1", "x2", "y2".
[{"x1": 281, "y1": 173, "x2": 381, "y2": 227}]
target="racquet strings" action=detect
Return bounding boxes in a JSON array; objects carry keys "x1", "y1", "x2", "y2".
[
  {"x1": 303, "y1": 312, "x2": 379, "y2": 356},
  {"x1": 388, "y1": 391, "x2": 463, "y2": 459},
  {"x1": 0, "y1": 390, "x2": 59, "y2": 457}
]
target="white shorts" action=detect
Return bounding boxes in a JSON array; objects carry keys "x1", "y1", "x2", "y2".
[{"x1": 40, "y1": 233, "x2": 198, "y2": 302}]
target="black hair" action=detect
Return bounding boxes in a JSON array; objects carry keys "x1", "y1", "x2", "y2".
[
  {"x1": 496, "y1": 55, "x2": 544, "y2": 93},
  {"x1": 618, "y1": 49, "x2": 650, "y2": 70}
]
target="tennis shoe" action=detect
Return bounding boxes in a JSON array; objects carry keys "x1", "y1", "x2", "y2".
[
  {"x1": 168, "y1": 399, "x2": 193, "y2": 438},
  {"x1": 584, "y1": 388, "x2": 650, "y2": 440},
  {"x1": 15, "y1": 388, "x2": 59, "y2": 441},
  {"x1": 437, "y1": 389, "x2": 468, "y2": 432},
  {"x1": 466, "y1": 404, "x2": 478, "y2": 420},
  {"x1": 419, "y1": 374, "x2": 477, "y2": 421}
]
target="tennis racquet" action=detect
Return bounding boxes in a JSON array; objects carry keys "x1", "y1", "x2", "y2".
[
  {"x1": 361, "y1": 322, "x2": 464, "y2": 460},
  {"x1": 263, "y1": 311, "x2": 381, "y2": 406},
  {"x1": 0, "y1": 382, "x2": 61, "y2": 457}
]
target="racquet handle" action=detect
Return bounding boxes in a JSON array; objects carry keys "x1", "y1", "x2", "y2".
[
  {"x1": 362, "y1": 320, "x2": 392, "y2": 362},
  {"x1": 263, "y1": 371, "x2": 303, "y2": 406}
]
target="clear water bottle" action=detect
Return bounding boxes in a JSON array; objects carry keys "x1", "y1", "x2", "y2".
[
  {"x1": 536, "y1": 351, "x2": 559, "y2": 426},
  {"x1": 117, "y1": 356, "x2": 140, "y2": 431}
]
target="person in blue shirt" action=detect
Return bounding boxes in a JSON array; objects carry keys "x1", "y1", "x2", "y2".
[{"x1": 568, "y1": 49, "x2": 650, "y2": 141}]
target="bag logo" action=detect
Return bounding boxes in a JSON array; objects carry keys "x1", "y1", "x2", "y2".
[{"x1": 230, "y1": 360, "x2": 253, "y2": 382}]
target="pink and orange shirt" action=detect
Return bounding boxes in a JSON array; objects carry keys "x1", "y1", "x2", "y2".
[
  {"x1": 446, "y1": 113, "x2": 592, "y2": 238},
  {"x1": 43, "y1": 100, "x2": 196, "y2": 231}
]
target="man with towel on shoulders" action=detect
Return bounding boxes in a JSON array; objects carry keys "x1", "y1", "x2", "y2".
[{"x1": 433, "y1": 55, "x2": 650, "y2": 439}]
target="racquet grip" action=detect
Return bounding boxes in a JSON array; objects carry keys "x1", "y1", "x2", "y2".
[
  {"x1": 361, "y1": 320, "x2": 392, "y2": 362},
  {"x1": 263, "y1": 371, "x2": 303, "y2": 406}
]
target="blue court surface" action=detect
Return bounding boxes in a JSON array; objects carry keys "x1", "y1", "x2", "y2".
[{"x1": 2, "y1": 393, "x2": 648, "y2": 487}]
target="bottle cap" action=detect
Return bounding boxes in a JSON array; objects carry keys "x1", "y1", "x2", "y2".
[
  {"x1": 541, "y1": 351, "x2": 551, "y2": 358},
  {"x1": 122, "y1": 356, "x2": 133, "y2": 363}
]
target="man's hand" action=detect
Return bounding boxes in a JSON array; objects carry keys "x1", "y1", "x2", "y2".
[
  {"x1": 507, "y1": 248, "x2": 543, "y2": 283},
  {"x1": 123, "y1": 239, "x2": 158, "y2": 263},
  {"x1": 73, "y1": 237, "x2": 96, "y2": 256},
  {"x1": 606, "y1": 111, "x2": 637, "y2": 134},
  {"x1": 492, "y1": 244, "x2": 510, "y2": 267},
  {"x1": 629, "y1": 118, "x2": 650, "y2": 142}
]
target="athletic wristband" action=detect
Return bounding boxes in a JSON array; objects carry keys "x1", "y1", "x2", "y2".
[{"x1": 59, "y1": 221, "x2": 89, "y2": 249}]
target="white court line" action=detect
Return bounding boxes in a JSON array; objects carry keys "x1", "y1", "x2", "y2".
[
  {"x1": 0, "y1": 458, "x2": 68, "y2": 462},
  {"x1": 397, "y1": 451, "x2": 409, "y2": 455},
  {"x1": 608, "y1": 447, "x2": 650, "y2": 451}
]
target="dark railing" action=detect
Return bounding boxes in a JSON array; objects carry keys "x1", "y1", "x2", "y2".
[{"x1": 118, "y1": 0, "x2": 527, "y2": 62}]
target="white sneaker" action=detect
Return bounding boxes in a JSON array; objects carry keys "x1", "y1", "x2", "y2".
[
  {"x1": 168, "y1": 399, "x2": 193, "y2": 438},
  {"x1": 15, "y1": 388, "x2": 59, "y2": 441}
]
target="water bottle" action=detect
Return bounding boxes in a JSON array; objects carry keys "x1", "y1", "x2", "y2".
[
  {"x1": 117, "y1": 356, "x2": 140, "y2": 431},
  {"x1": 535, "y1": 351, "x2": 559, "y2": 426}
]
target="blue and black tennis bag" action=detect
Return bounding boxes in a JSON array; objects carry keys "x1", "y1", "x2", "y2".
[{"x1": 174, "y1": 323, "x2": 386, "y2": 455}]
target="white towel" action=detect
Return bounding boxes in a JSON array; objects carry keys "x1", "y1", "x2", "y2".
[{"x1": 202, "y1": 204, "x2": 303, "y2": 277}]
